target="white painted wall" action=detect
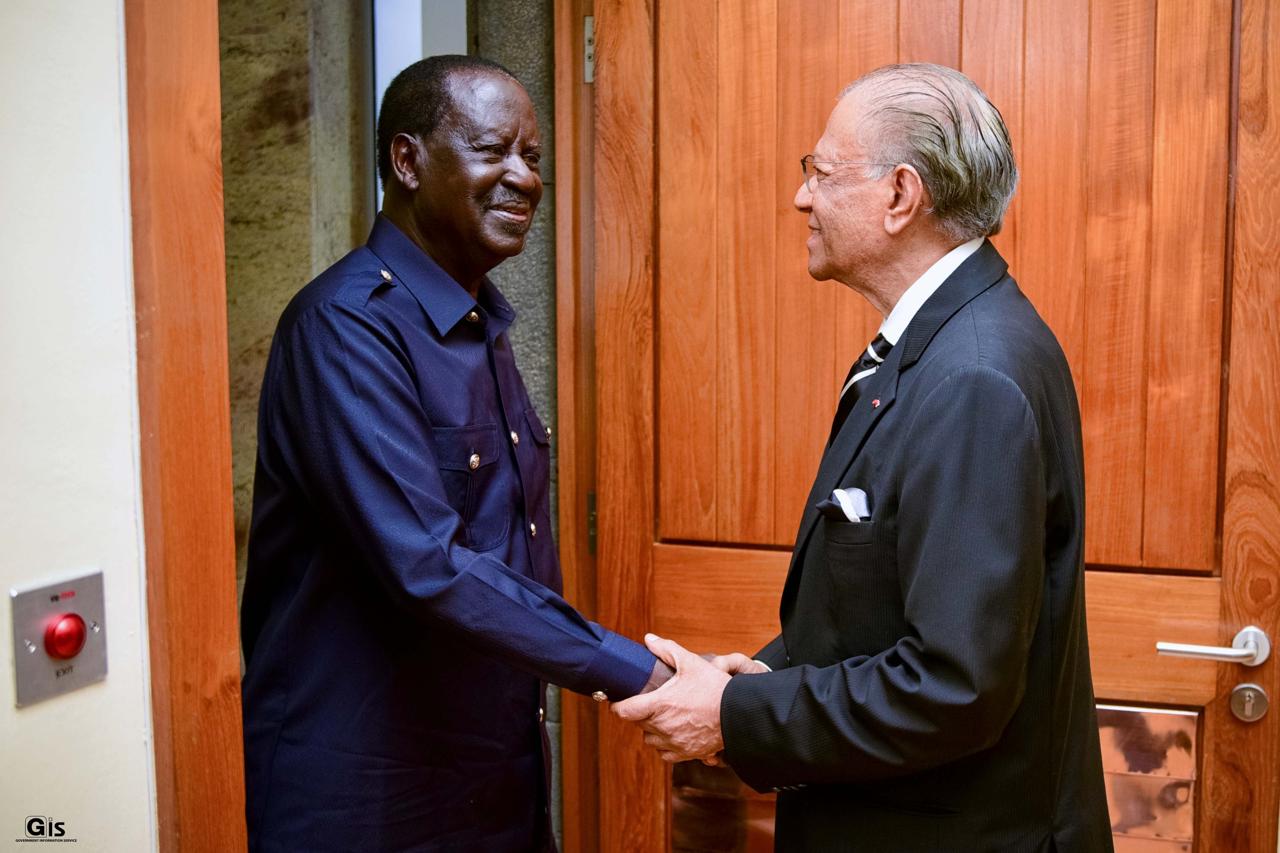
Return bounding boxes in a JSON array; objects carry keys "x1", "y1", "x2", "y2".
[{"x1": 0, "y1": 2, "x2": 157, "y2": 851}]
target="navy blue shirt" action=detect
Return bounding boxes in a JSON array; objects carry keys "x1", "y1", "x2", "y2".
[{"x1": 240, "y1": 216, "x2": 654, "y2": 850}]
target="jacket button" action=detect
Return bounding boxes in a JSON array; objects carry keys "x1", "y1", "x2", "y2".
[
  {"x1": 510, "y1": 430, "x2": 520, "y2": 446},
  {"x1": 591, "y1": 691, "x2": 608, "y2": 702},
  {"x1": 529, "y1": 522, "x2": 537, "y2": 537},
  {"x1": 466, "y1": 310, "x2": 480, "y2": 323},
  {"x1": 379, "y1": 269, "x2": 392, "y2": 282},
  {"x1": 545, "y1": 425, "x2": 552, "y2": 440},
  {"x1": 468, "y1": 452, "x2": 480, "y2": 470},
  {"x1": 538, "y1": 707, "x2": 546, "y2": 723}
]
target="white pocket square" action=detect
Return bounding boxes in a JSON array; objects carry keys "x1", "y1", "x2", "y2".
[{"x1": 816, "y1": 486, "x2": 870, "y2": 522}]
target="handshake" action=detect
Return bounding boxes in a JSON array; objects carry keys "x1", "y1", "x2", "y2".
[{"x1": 609, "y1": 634, "x2": 770, "y2": 766}]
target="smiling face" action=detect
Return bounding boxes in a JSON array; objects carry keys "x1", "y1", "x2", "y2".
[
  {"x1": 793, "y1": 92, "x2": 890, "y2": 289},
  {"x1": 407, "y1": 70, "x2": 543, "y2": 287}
]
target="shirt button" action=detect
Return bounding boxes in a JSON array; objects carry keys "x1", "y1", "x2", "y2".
[
  {"x1": 530, "y1": 522, "x2": 537, "y2": 537},
  {"x1": 510, "y1": 430, "x2": 520, "y2": 446},
  {"x1": 468, "y1": 452, "x2": 480, "y2": 471},
  {"x1": 591, "y1": 691, "x2": 608, "y2": 703},
  {"x1": 466, "y1": 310, "x2": 480, "y2": 323}
]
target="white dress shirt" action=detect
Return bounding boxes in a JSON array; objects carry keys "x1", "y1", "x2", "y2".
[{"x1": 878, "y1": 237, "x2": 985, "y2": 346}]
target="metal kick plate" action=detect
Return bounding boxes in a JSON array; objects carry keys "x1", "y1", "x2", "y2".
[{"x1": 10, "y1": 569, "x2": 107, "y2": 707}]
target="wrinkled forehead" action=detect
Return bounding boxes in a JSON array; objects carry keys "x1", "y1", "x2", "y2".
[{"x1": 440, "y1": 71, "x2": 538, "y2": 139}]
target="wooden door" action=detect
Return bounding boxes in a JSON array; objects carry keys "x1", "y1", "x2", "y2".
[{"x1": 588, "y1": 0, "x2": 1280, "y2": 850}]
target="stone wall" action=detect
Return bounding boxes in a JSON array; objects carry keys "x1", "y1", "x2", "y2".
[{"x1": 220, "y1": 0, "x2": 374, "y2": 596}]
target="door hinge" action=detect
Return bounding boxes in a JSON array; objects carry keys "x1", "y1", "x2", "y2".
[
  {"x1": 586, "y1": 490, "x2": 598, "y2": 555},
  {"x1": 583, "y1": 16, "x2": 595, "y2": 84}
]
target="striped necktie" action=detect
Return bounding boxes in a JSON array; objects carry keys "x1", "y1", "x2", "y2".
[{"x1": 827, "y1": 332, "x2": 892, "y2": 446}]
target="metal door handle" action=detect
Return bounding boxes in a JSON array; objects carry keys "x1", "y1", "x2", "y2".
[{"x1": 1156, "y1": 626, "x2": 1270, "y2": 667}]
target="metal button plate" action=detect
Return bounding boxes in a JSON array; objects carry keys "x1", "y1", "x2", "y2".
[{"x1": 10, "y1": 569, "x2": 107, "y2": 707}]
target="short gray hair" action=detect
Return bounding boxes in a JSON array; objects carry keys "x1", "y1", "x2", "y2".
[{"x1": 843, "y1": 63, "x2": 1017, "y2": 242}]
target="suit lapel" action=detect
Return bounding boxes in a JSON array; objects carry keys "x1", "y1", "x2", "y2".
[
  {"x1": 778, "y1": 241, "x2": 1010, "y2": 618},
  {"x1": 796, "y1": 350, "x2": 902, "y2": 548}
]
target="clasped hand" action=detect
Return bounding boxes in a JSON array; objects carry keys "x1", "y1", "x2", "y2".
[{"x1": 612, "y1": 634, "x2": 768, "y2": 765}]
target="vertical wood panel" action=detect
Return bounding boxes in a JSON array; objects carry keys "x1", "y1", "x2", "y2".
[
  {"x1": 1020, "y1": 0, "x2": 1088, "y2": 380},
  {"x1": 773, "y1": 0, "x2": 840, "y2": 544},
  {"x1": 657, "y1": 0, "x2": 718, "y2": 540},
  {"x1": 1083, "y1": 0, "x2": 1156, "y2": 565},
  {"x1": 554, "y1": 0, "x2": 600, "y2": 847},
  {"x1": 593, "y1": 0, "x2": 665, "y2": 849},
  {"x1": 1203, "y1": 0, "x2": 1280, "y2": 843},
  {"x1": 961, "y1": 0, "x2": 1024, "y2": 267},
  {"x1": 835, "y1": 0, "x2": 899, "y2": 397},
  {"x1": 1142, "y1": 0, "x2": 1232, "y2": 570},
  {"x1": 898, "y1": 0, "x2": 960, "y2": 66},
  {"x1": 125, "y1": 0, "x2": 247, "y2": 849},
  {"x1": 716, "y1": 0, "x2": 777, "y2": 543}
]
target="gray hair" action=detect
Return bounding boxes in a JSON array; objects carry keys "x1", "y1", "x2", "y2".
[{"x1": 842, "y1": 63, "x2": 1018, "y2": 242}]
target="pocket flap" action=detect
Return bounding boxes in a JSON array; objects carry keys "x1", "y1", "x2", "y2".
[
  {"x1": 525, "y1": 408, "x2": 551, "y2": 445},
  {"x1": 432, "y1": 423, "x2": 500, "y2": 470}
]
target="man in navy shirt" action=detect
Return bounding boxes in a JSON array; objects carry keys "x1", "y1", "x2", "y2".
[{"x1": 240, "y1": 56, "x2": 666, "y2": 851}]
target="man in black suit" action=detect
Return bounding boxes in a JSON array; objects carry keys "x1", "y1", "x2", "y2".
[{"x1": 616, "y1": 63, "x2": 1113, "y2": 851}]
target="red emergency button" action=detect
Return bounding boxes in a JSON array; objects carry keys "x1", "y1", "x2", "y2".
[{"x1": 44, "y1": 613, "x2": 87, "y2": 659}]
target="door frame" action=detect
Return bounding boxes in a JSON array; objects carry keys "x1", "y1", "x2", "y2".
[
  {"x1": 588, "y1": 0, "x2": 668, "y2": 848},
  {"x1": 572, "y1": 0, "x2": 1280, "y2": 850},
  {"x1": 126, "y1": 0, "x2": 247, "y2": 849},
  {"x1": 554, "y1": 0, "x2": 605, "y2": 850}
]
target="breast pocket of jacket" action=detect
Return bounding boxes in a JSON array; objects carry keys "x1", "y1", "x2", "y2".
[
  {"x1": 821, "y1": 519, "x2": 907, "y2": 653},
  {"x1": 431, "y1": 423, "x2": 508, "y2": 551}
]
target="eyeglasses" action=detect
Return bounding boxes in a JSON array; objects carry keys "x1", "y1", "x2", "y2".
[{"x1": 800, "y1": 154, "x2": 893, "y2": 190}]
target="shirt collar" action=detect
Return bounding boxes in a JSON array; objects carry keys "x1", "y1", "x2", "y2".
[
  {"x1": 366, "y1": 214, "x2": 515, "y2": 337},
  {"x1": 878, "y1": 237, "x2": 985, "y2": 346}
]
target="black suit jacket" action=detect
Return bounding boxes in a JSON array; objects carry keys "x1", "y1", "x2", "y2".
[{"x1": 721, "y1": 243, "x2": 1113, "y2": 852}]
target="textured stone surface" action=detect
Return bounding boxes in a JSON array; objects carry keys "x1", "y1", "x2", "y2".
[
  {"x1": 221, "y1": 0, "x2": 313, "y2": 597},
  {"x1": 221, "y1": 0, "x2": 373, "y2": 596}
]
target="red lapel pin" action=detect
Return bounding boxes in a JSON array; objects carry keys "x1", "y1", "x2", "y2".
[{"x1": 871, "y1": 399, "x2": 881, "y2": 408}]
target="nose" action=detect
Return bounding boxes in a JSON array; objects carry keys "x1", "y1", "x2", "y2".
[
  {"x1": 794, "y1": 179, "x2": 813, "y2": 212},
  {"x1": 503, "y1": 154, "x2": 540, "y2": 194}
]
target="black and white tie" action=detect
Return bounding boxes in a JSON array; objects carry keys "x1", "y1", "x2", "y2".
[{"x1": 827, "y1": 332, "x2": 892, "y2": 446}]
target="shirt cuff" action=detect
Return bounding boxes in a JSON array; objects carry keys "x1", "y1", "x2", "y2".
[
  {"x1": 577, "y1": 630, "x2": 656, "y2": 701},
  {"x1": 752, "y1": 659, "x2": 772, "y2": 672}
]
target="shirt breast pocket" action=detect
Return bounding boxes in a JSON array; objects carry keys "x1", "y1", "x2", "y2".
[
  {"x1": 821, "y1": 519, "x2": 907, "y2": 654},
  {"x1": 431, "y1": 423, "x2": 508, "y2": 551}
]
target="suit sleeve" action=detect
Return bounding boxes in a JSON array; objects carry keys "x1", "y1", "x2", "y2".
[
  {"x1": 263, "y1": 300, "x2": 655, "y2": 699},
  {"x1": 721, "y1": 365, "x2": 1046, "y2": 788},
  {"x1": 754, "y1": 634, "x2": 788, "y2": 670}
]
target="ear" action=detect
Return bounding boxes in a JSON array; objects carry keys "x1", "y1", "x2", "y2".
[
  {"x1": 389, "y1": 132, "x2": 426, "y2": 192},
  {"x1": 883, "y1": 163, "x2": 929, "y2": 236}
]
